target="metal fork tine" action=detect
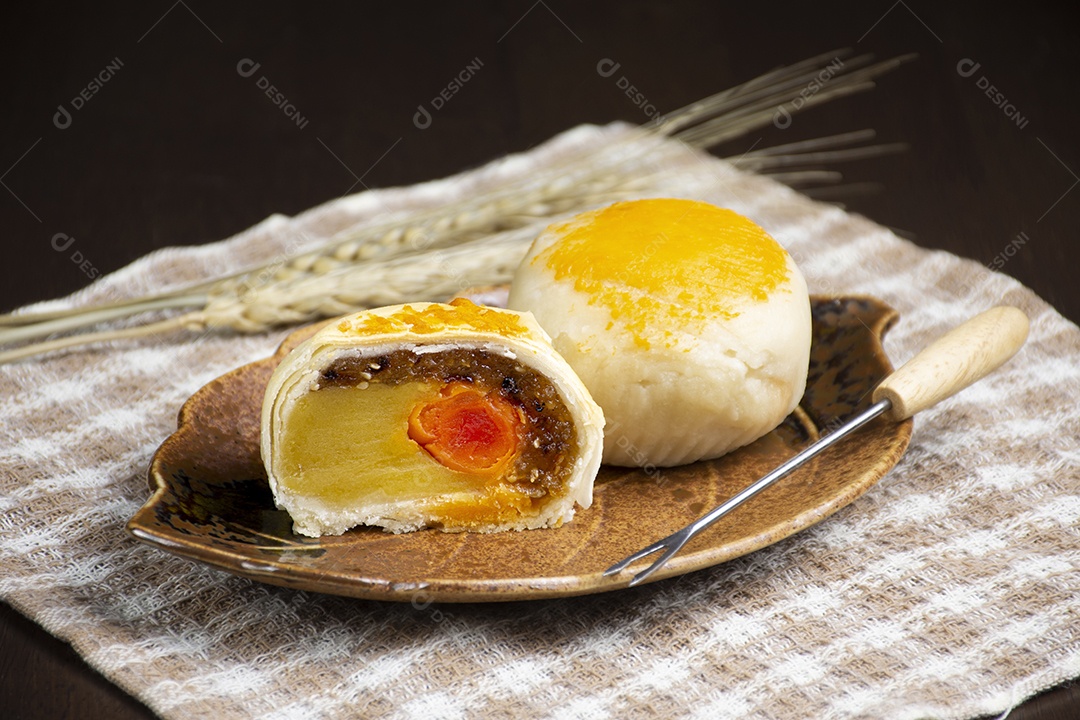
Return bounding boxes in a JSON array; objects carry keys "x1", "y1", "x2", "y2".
[
  {"x1": 602, "y1": 538, "x2": 668, "y2": 576},
  {"x1": 627, "y1": 536, "x2": 689, "y2": 586}
]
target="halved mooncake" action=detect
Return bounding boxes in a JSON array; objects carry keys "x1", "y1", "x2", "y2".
[
  {"x1": 261, "y1": 299, "x2": 605, "y2": 536},
  {"x1": 508, "y1": 198, "x2": 812, "y2": 467}
]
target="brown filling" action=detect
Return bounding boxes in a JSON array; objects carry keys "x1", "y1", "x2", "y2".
[{"x1": 317, "y1": 348, "x2": 579, "y2": 508}]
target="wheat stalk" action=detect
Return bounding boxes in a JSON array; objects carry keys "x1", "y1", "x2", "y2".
[
  {"x1": 0, "y1": 232, "x2": 534, "y2": 364},
  {"x1": 0, "y1": 50, "x2": 912, "y2": 364}
]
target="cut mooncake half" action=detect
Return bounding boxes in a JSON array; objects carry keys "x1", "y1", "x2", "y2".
[{"x1": 261, "y1": 299, "x2": 605, "y2": 537}]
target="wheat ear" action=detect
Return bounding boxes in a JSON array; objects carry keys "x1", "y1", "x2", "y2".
[{"x1": 0, "y1": 50, "x2": 911, "y2": 363}]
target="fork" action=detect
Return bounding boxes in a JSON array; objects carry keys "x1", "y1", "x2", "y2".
[{"x1": 603, "y1": 306, "x2": 1030, "y2": 587}]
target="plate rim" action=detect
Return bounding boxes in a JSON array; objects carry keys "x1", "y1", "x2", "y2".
[{"x1": 128, "y1": 294, "x2": 913, "y2": 602}]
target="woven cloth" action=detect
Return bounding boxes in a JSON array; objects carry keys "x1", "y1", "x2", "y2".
[{"x1": 1, "y1": 124, "x2": 1078, "y2": 720}]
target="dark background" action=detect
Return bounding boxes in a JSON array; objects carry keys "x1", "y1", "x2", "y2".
[{"x1": 1, "y1": 2, "x2": 1077, "y2": 718}]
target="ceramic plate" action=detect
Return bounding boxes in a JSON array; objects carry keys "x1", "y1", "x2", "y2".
[{"x1": 128, "y1": 296, "x2": 912, "y2": 602}]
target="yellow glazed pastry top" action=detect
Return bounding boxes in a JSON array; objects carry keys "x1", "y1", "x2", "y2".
[
  {"x1": 534, "y1": 198, "x2": 791, "y2": 349},
  {"x1": 337, "y1": 298, "x2": 528, "y2": 338}
]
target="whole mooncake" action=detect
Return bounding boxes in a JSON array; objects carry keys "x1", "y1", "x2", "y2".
[
  {"x1": 508, "y1": 198, "x2": 811, "y2": 467},
  {"x1": 261, "y1": 299, "x2": 605, "y2": 536}
]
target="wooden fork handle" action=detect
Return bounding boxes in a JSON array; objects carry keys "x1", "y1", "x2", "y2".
[{"x1": 872, "y1": 306, "x2": 1029, "y2": 421}]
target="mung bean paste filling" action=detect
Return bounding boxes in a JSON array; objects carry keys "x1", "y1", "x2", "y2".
[{"x1": 315, "y1": 347, "x2": 580, "y2": 514}]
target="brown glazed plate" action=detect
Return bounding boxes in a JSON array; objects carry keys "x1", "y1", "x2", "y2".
[{"x1": 127, "y1": 296, "x2": 912, "y2": 602}]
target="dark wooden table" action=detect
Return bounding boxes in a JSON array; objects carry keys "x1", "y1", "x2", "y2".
[{"x1": 2, "y1": 3, "x2": 1076, "y2": 718}]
